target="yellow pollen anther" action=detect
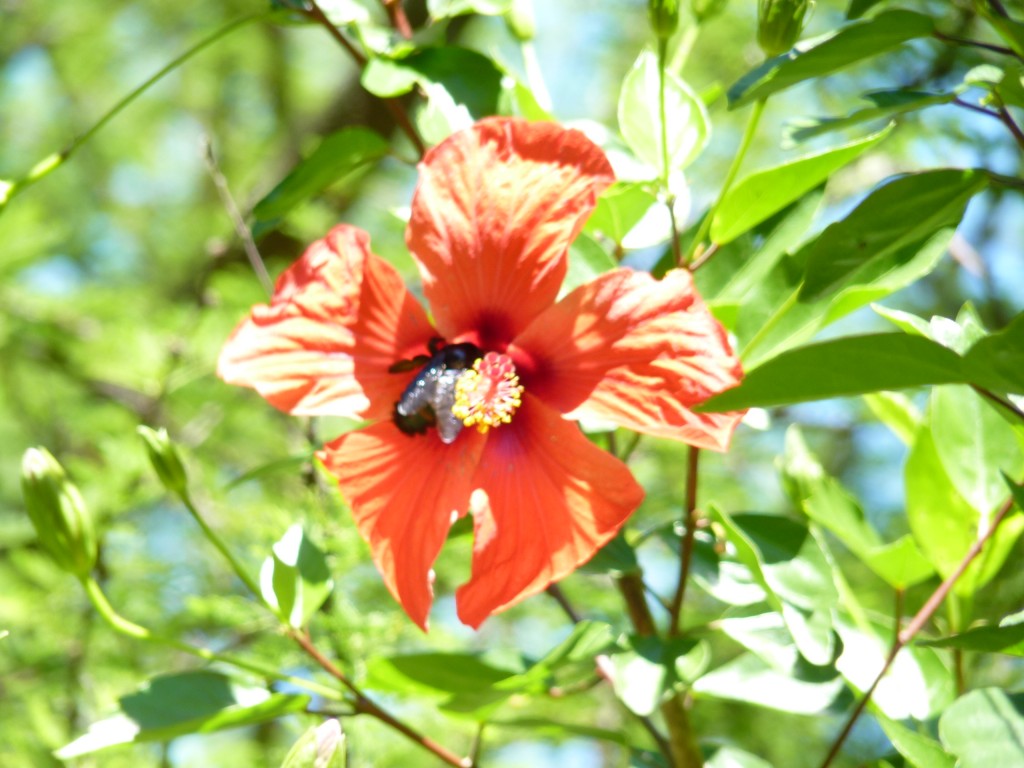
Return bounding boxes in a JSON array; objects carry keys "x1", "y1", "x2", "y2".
[{"x1": 452, "y1": 352, "x2": 524, "y2": 433}]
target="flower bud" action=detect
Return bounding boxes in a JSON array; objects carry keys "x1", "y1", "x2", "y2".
[
  {"x1": 690, "y1": 0, "x2": 728, "y2": 23},
  {"x1": 649, "y1": 0, "x2": 681, "y2": 40},
  {"x1": 758, "y1": 0, "x2": 811, "y2": 56},
  {"x1": 137, "y1": 426, "x2": 189, "y2": 499},
  {"x1": 504, "y1": 0, "x2": 535, "y2": 42},
  {"x1": 21, "y1": 447, "x2": 97, "y2": 578}
]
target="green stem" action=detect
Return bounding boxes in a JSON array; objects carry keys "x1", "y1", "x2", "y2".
[
  {"x1": 178, "y1": 492, "x2": 263, "y2": 600},
  {"x1": 685, "y1": 97, "x2": 767, "y2": 264},
  {"x1": 81, "y1": 577, "x2": 342, "y2": 701},
  {"x1": 656, "y1": 37, "x2": 683, "y2": 267},
  {"x1": 0, "y1": 12, "x2": 268, "y2": 215}
]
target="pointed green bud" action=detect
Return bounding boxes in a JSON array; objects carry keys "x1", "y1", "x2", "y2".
[
  {"x1": 21, "y1": 447, "x2": 97, "y2": 578},
  {"x1": 137, "y1": 426, "x2": 188, "y2": 499},
  {"x1": 504, "y1": 0, "x2": 535, "y2": 42},
  {"x1": 758, "y1": 0, "x2": 811, "y2": 56},
  {"x1": 649, "y1": 0, "x2": 680, "y2": 40}
]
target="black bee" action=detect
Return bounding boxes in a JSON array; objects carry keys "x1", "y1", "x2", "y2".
[{"x1": 390, "y1": 339, "x2": 481, "y2": 444}]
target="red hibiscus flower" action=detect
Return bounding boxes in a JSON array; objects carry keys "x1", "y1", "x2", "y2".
[{"x1": 218, "y1": 118, "x2": 743, "y2": 630}]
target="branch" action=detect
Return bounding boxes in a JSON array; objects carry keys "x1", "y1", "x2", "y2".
[
  {"x1": 669, "y1": 447, "x2": 700, "y2": 635},
  {"x1": 818, "y1": 493, "x2": 1019, "y2": 768},
  {"x1": 201, "y1": 136, "x2": 273, "y2": 296},
  {"x1": 305, "y1": 0, "x2": 426, "y2": 157},
  {"x1": 290, "y1": 629, "x2": 471, "y2": 767}
]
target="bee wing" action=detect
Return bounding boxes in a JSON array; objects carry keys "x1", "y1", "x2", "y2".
[
  {"x1": 432, "y1": 368, "x2": 465, "y2": 445},
  {"x1": 396, "y1": 361, "x2": 443, "y2": 417}
]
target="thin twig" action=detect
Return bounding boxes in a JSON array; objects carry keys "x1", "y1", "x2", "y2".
[
  {"x1": 933, "y1": 29, "x2": 1016, "y2": 57},
  {"x1": 954, "y1": 98, "x2": 1024, "y2": 152},
  {"x1": 818, "y1": 494, "x2": 1019, "y2": 768},
  {"x1": 546, "y1": 583, "x2": 583, "y2": 623},
  {"x1": 290, "y1": 629, "x2": 470, "y2": 767},
  {"x1": 304, "y1": 0, "x2": 426, "y2": 157},
  {"x1": 668, "y1": 447, "x2": 700, "y2": 636},
  {"x1": 381, "y1": 0, "x2": 413, "y2": 39},
  {"x1": 201, "y1": 136, "x2": 274, "y2": 296}
]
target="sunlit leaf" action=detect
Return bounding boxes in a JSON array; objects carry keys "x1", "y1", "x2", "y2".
[
  {"x1": 711, "y1": 124, "x2": 891, "y2": 245},
  {"x1": 905, "y1": 422, "x2": 1024, "y2": 595},
  {"x1": 920, "y1": 610, "x2": 1024, "y2": 657},
  {"x1": 585, "y1": 181, "x2": 659, "y2": 246},
  {"x1": 800, "y1": 169, "x2": 986, "y2": 299},
  {"x1": 251, "y1": 128, "x2": 389, "y2": 233},
  {"x1": 56, "y1": 672, "x2": 309, "y2": 759},
  {"x1": 784, "y1": 90, "x2": 956, "y2": 144},
  {"x1": 931, "y1": 385, "x2": 1024, "y2": 513},
  {"x1": 835, "y1": 614, "x2": 955, "y2": 720},
  {"x1": 619, "y1": 50, "x2": 710, "y2": 176},
  {"x1": 875, "y1": 711, "x2": 956, "y2": 768},
  {"x1": 260, "y1": 525, "x2": 333, "y2": 629},
  {"x1": 700, "y1": 334, "x2": 965, "y2": 412},
  {"x1": 427, "y1": 0, "x2": 512, "y2": 18},
  {"x1": 694, "y1": 651, "x2": 843, "y2": 714},
  {"x1": 728, "y1": 10, "x2": 936, "y2": 107},
  {"x1": 939, "y1": 689, "x2": 1024, "y2": 768}
]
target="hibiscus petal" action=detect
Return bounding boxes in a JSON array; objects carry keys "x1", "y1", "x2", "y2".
[
  {"x1": 455, "y1": 396, "x2": 643, "y2": 628},
  {"x1": 407, "y1": 117, "x2": 614, "y2": 349},
  {"x1": 512, "y1": 268, "x2": 744, "y2": 451},
  {"x1": 318, "y1": 422, "x2": 486, "y2": 630},
  {"x1": 218, "y1": 225, "x2": 437, "y2": 421}
]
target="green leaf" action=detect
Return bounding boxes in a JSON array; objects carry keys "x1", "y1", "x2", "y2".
[
  {"x1": 693, "y1": 651, "x2": 843, "y2": 714},
  {"x1": 251, "y1": 128, "x2": 389, "y2": 231},
  {"x1": 733, "y1": 210, "x2": 956, "y2": 369},
  {"x1": 561, "y1": 232, "x2": 618, "y2": 297},
  {"x1": 784, "y1": 90, "x2": 956, "y2": 144},
  {"x1": 260, "y1": 525, "x2": 333, "y2": 629},
  {"x1": 706, "y1": 745, "x2": 775, "y2": 768},
  {"x1": 920, "y1": 610, "x2": 1024, "y2": 657},
  {"x1": 701, "y1": 189, "x2": 822, "y2": 310},
  {"x1": 362, "y1": 47, "x2": 503, "y2": 142},
  {"x1": 962, "y1": 311, "x2": 1024, "y2": 395},
  {"x1": 875, "y1": 712, "x2": 956, "y2": 768},
  {"x1": 800, "y1": 169, "x2": 986, "y2": 300},
  {"x1": 835, "y1": 613, "x2": 955, "y2": 719},
  {"x1": 56, "y1": 672, "x2": 309, "y2": 759},
  {"x1": 584, "y1": 181, "x2": 659, "y2": 246},
  {"x1": 427, "y1": 0, "x2": 511, "y2": 18},
  {"x1": 931, "y1": 385, "x2": 1024, "y2": 513},
  {"x1": 728, "y1": 10, "x2": 936, "y2": 108},
  {"x1": 365, "y1": 652, "x2": 520, "y2": 698},
  {"x1": 608, "y1": 635, "x2": 708, "y2": 716},
  {"x1": 708, "y1": 507, "x2": 836, "y2": 664},
  {"x1": 711, "y1": 124, "x2": 891, "y2": 245},
  {"x1": 700, "y1": 334, "x2": 965, "y2": 412},
  {"x1": 965, "y1": 63, "x2": 1024, "y2": 110},
  {"x1": 905, "y1": 422, "x2": 1024, "y2": 595},
  {"x1": 579, "y1": 529, "x2": 640, "y2": 576},
  {"x1": 618, "y1": 50, "x2": 710, "y2": 176},
  {"x1": 781, "y1": 426, "x2": 933, "y2": 588},
  {"x1": 939, "y1": 689, "x2": 1024, "y2": 768},
  {"x1": 846, "y1": 0, "x2": 887, "y2": 20},
  {"x1": 862, "y1": 391, "x2": 921, "y2": 446},
  {"x1": 280, "y1": 719, "x2": 346, "y2": 768}
]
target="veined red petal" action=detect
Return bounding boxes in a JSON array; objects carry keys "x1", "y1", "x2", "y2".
[
  {"x1": 512, "y1": 268, "x2": 744, "y2": 451},
  {"x1": 455, "y1": 396, "x2": 643, "y2": 628},
  {"x1": 218, "y1": 225, "x2": 437, "y2": 421},
  {"x1": 318, "y1": 423, "x2": 486, "y2": 631},
  {"x1": 407, "y1": 118, "x2": 614, "y2": 349}
]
